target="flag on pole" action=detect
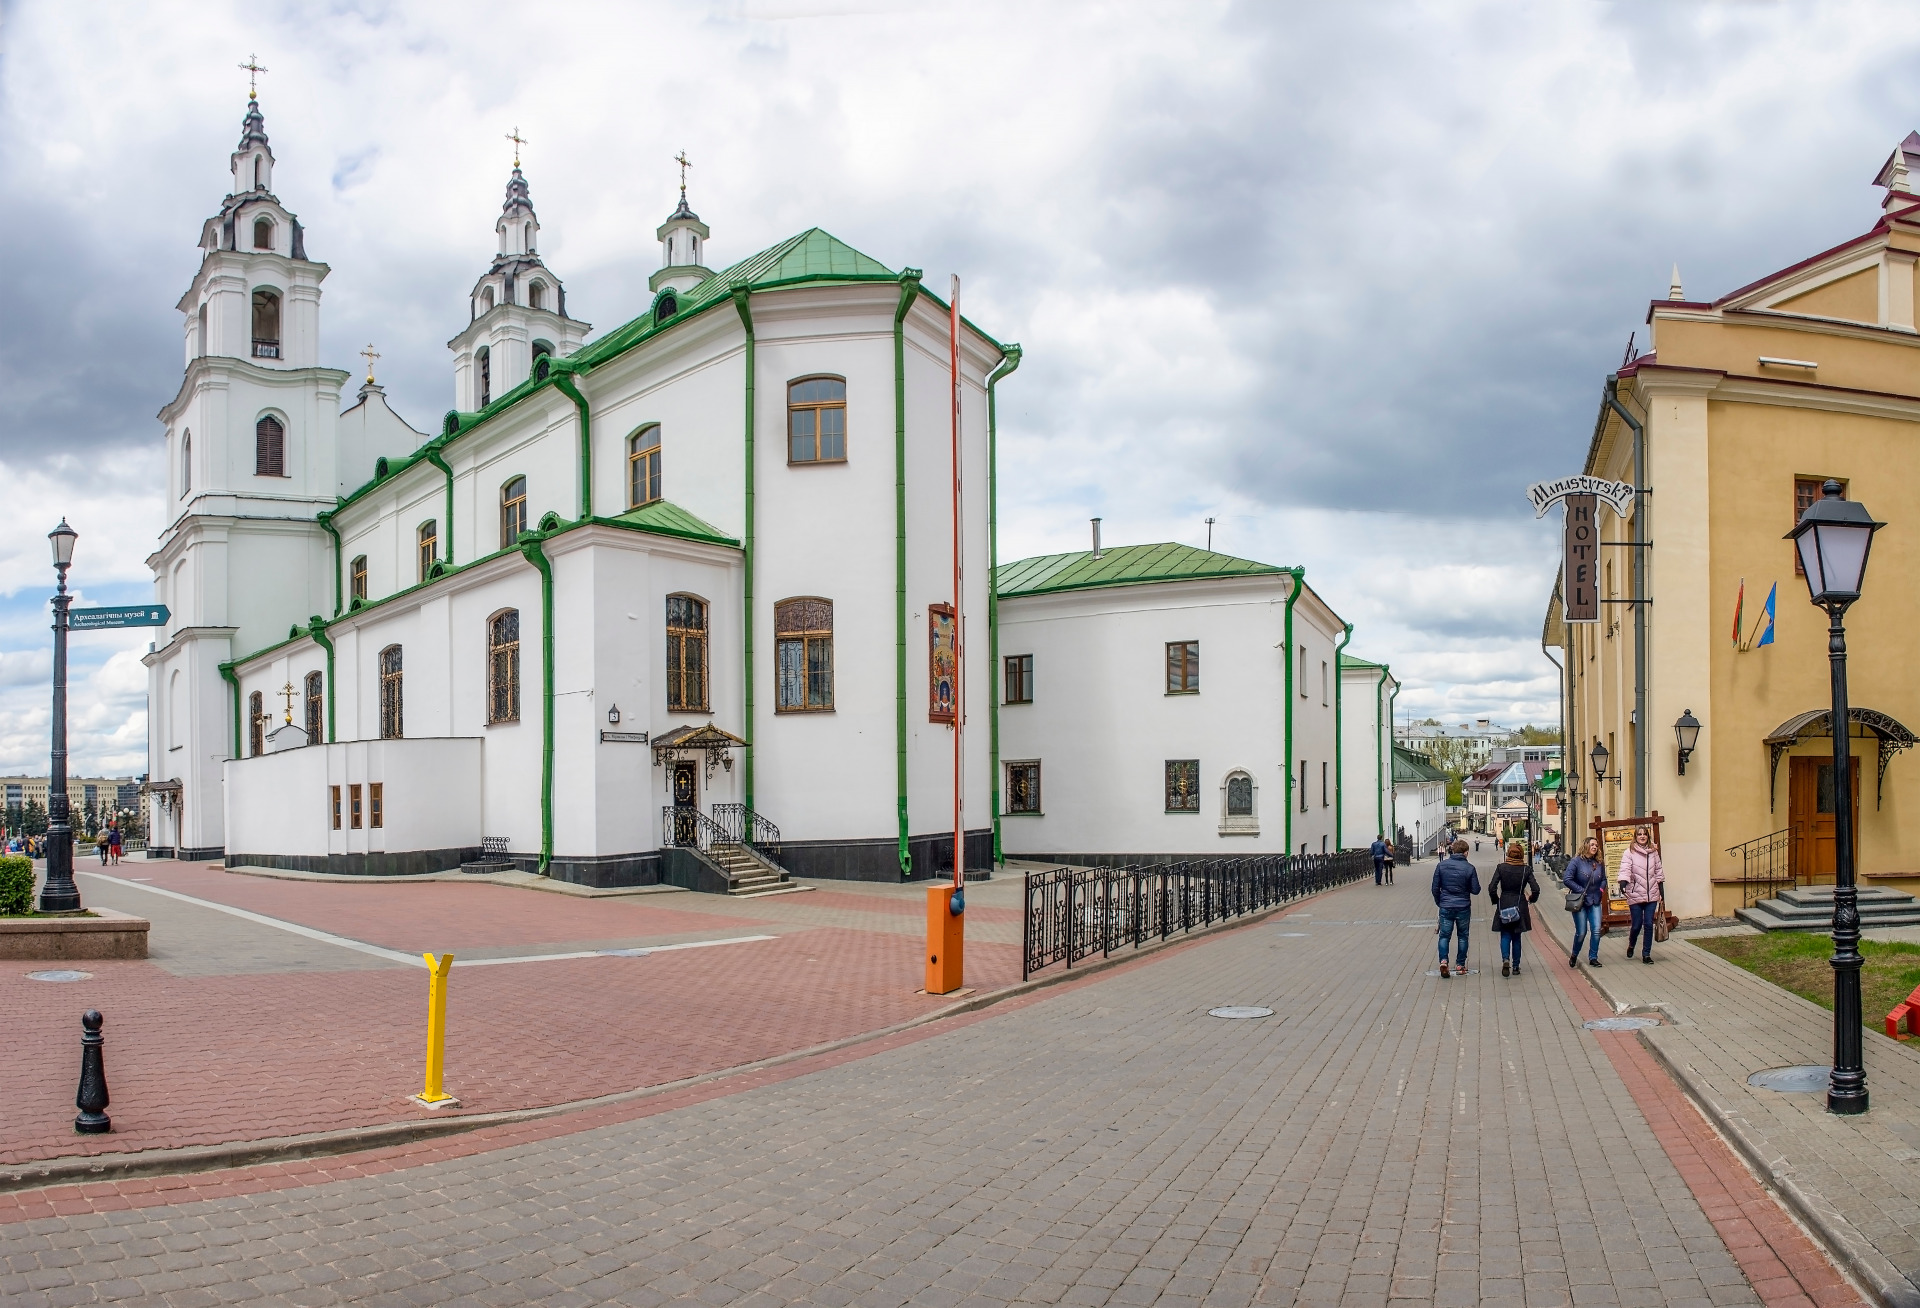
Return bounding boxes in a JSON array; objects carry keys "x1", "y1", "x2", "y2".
[
  {"x1": 1732, "y1": 578, "x2": 1744, "y2": 649},
  {"x1": 1756, "y1": 582, "x2": 1776, "y2": 648}
]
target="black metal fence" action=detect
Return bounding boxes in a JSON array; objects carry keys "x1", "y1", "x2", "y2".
[
  {"x1": 711, "y1": 803, "x2": 783, "y2": 866},
  {"x1": 1022, "y1": 850, "x2": 1371, "y2": 979},
  {"x1": 1726, "y1": 827, "x2": 1793, "y2": 908}
]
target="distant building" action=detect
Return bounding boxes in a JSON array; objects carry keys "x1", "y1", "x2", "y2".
[
  {"x1": 1396, "y1": 719, "x2": 1515, "y2": 774},
  {"x1": 1391, "y1": 747, "x2": 1448, "y2": 856}
]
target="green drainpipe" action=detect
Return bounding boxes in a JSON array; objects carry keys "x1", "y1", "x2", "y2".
[
  {"x1": 518, "y1": 533, "x2": 556, "y2": 877},
  {"x1": 218, "y1": 661, "x2": 241, "y2": 760},
  {"x1": 317, "y1": 510, "x2": 342, "y2": 617},
  {"x1": 893, "y1": 269, "x2": 922, "y2": 878},
  {"x1": 732, "y1": 289, "x2": 756, "y2": 811},
  {"x1": 424, "y1": 450, "x2": 454, "y2": 565},
  {"x1": 308, "y1": 617, "x2": 336, "y2": 743},
  {"x1": 985, "y1": 343, "x2": 1022, "y2": 865},
  {"x1": 551, "y1": 370, "x2": 592, "y2": 521},
  {"x1": 1282, "y1": 567, "x2": 1303, "y2": 855},
  {"x1": 1375, "y1": 666, "x2": 1391, "y2": 838},
  {"x1": 1333, "y1": 622, "x2": 1352, "y2": 850},
  {"x1": 1386, "y1": 672, "x2": 1399, "y2": 841}
]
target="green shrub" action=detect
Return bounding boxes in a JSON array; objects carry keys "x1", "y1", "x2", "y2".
[{"x1": 0, "y1": 854, "x2": 33, "y2": 916}]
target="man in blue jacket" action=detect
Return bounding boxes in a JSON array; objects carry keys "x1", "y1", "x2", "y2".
[
  {"x1": 1369, "y1": 835, "x2": 1388, "y2": 885},
  {"x1": 1431, "y1": 839, "x2": 1481, "y2": 978}
]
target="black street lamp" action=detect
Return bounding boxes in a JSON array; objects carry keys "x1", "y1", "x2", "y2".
[
  {"x1": 1674, "y1": 709, "x2": 1702, "y2": 775},
  {"x1": 1589, "y1": 738, "x2": 1610, "y2": 786},
  {"x1": 38, "y1": 519, "x2": 79, "y2": 913},
  {"x1": 1786, "y1": 478, "x2": 1884, "y2": 1116}
]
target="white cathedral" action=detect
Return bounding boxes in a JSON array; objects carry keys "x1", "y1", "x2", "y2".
[{"x1": 144, "y1": 93, "x2": 1393, "y2": 888}]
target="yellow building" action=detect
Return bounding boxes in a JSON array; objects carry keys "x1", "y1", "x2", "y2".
[{"x1": 1548, "y1": 133, "x2": 1920, "y2": 919}]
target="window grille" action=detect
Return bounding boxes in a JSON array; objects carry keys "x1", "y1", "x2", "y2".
[
  {"x1": 1227, "y1": 773, "x2": 1254, "y2": 816},
  {"x1": 417, "y1": 521, "x2": 437, "y2": 582},
  {"x1": 379, "y1": 645, "x2": 404, "y2": 739},
  {"x1": 630, "y1": 426, "x2": 662, "y2": 508},
  {"x1": 487, "y1": 611, "x2": 520, "y2": 724},
  {"x1": 788, "y1": 377, "x2": 847, "y2": 463},
  {"x1": 1004, "y1": 654, "x2": 1033, "y2": 704},
  {"x1": 305, "y1": 671, "x2": 323, "y2": 743},
  {"x1": 1165, "y1": 760, "x2": 1200, "y2": 812},
  {"x1": 255, "y1": 415, "x2": 285, "y2": 477},
  {"x1": 350, "y1": 555, "x2": 368, "y2": 602},
  {"x1": 1006, "y1": 762, "x2": 1042, "y2": 813},
  {"x1": 1166, "y1": 641, "x2": 1199, "y2": 694},
  {"x1": 501, "y1": 476, "x2": 527, "y2": 547},
  {"x1": 666, "y1": 595, "x2": 708, "y2": 711},
  {"x1": 775, "y1": 597, "x2": 834, "y2": 711}
]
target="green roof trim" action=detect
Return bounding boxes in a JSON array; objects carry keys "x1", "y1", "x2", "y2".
[
  {"x1": 598, "y1": 499, "x2": 737, "y2": 547},
  {"x1": 1392, "y1": 746, "x2": 1449, "y2": 784},
  {"x1": 1339, "y1": 653, "x2": 1385, "y2": 671},
  {"x1": 995, "y1": 542, "x2": 1286, "y2": 598}
]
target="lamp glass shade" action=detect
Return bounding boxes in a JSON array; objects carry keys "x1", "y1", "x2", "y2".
[
  {"x1": 1589, "y1": 739, "x2": 1610, "y2": 780},
  {"x1": 1674, "y1": 709, "x2": 1701, "y2": 755},
  {"x1": 47, "y1": 520, "x2": 77, "y2": 568},
  {"x1": 1786, "y1": 480, "x2": 1882, "y2": 604}
]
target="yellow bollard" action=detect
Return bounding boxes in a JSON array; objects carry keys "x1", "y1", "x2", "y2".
[{"x1": 411, "y1": 952, "x2": 460, "y2": 1109}]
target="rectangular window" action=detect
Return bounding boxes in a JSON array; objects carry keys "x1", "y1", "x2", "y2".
[
  {"x1": 1299, "y1": 646, "x2": 1308, "y2": 697},
  {"x1": 666, "y1": 596, "x2": 709, "y2": 712},
  {"x1": 788, "y1": 377, "x2": 847, "y2": 463},
  {"x1": 349, "y1": 784, "x2": 363, "y2": 829},
  {"x1": 1005, "y1": 761, "x2": 1041, "y2": 814},
  {"x1": 1793, "y1": 476, "x2": 1845, "y2": 576},
  {"x1": 775, "y1": 597, "x2": 834, "y2": 711},
  {"x1": 501, "y1": 477, "x2": 528, "y2": 548},
  {"x1": 1321, "y1": 660, "x2": 1329, "y2": 706},
  {"x1": 369, "y1": 783, "x2": 384, "y2": 829},
  {"x1": 417, "y1": 521, "x2": 437, "y2": 583},
  {"x1": 331, "y1": 785, "x2": 341, "y2": 831},
  {"x1": 350, "y1": 555, "x2": 368, "y2": 603},
  {"x1": 1299, "y1": 760, "x2": 1308, "y2": 812},
  {"x1": 1165, "y1": 759, "x2": 1200, "y2": 812},
  {"x1": 1166, "y1": 641, "x2": 1199, "y2": 694},
  {"x1": 1322, "y1": 761, "x2": 1329, "y2": 807},
  {"x1": 1004, "y1": 654, "x2": 1033, "y2": 704}
]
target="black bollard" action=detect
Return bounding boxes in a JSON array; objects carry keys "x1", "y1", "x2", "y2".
[{"x1": 74, "y1": 1009, "x2": 110, "y2": 1134}]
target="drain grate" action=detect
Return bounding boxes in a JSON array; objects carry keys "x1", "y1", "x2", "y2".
[
  {"x1": 1209, "y1": 1006, "x2": 1274, "y2": 1019},
  {"x1": 1748, "y1": 1065, "x2": 1830, "y2": 1093},
  {"x1": 27, "y1": 969, "x2": 92, "y2": 982},
  {"x1": 1584, "y1": 1016, "x2": 1660, "y2": 1031}
]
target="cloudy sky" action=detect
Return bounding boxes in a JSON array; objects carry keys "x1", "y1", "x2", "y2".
[{"x1": 0, "y1": 0, "x2": 1910, "y2": 778}]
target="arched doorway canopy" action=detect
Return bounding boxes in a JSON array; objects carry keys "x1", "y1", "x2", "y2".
[{"x1": 1765, "y1": 707, "x2": 1916, "y2": 810}]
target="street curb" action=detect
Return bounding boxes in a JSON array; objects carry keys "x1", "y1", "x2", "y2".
[
  {"x1": 1544, "y1": 916, "x2": 1920, "y2": 1308},
  {"x1": 0, "y1": 877, "x2": 1351, "y2": 1194}
]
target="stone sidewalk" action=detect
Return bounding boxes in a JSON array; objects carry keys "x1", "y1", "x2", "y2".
[
  {"x1": 1529, "y1": 871, "x2": 1920, "y2": 1307},
  {"x1": 0, "y1": 868, "x2": 1863, "y2": 1306}
]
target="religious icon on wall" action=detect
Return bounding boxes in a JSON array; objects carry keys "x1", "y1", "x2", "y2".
[{"x1": 930, "y1": 604, "x2": 957, "y2": 723}]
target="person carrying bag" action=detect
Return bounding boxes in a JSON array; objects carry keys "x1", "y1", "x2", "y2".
[
  {"x1": 1620, "y1": 827, "x2": 1665, "y2": 964},
  {"x1": 1562, "y1": 836, "x2": 1607, "y2": 968},
  {"x1": 1489, "y1": 840, "x2": 1540, "y2": 977}
]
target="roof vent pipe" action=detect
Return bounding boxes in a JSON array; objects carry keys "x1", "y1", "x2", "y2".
[{"x1": 1091, "y1": 517, "x2": 1103, "y2": 559}]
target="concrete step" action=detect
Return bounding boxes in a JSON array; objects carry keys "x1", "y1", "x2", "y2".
[
  {"x1": 728, "y1": 874, "x2": 790, "y2": 897},
  {"x1": 1736, "y1": 884, "x2": 1920, "y2": 932}
]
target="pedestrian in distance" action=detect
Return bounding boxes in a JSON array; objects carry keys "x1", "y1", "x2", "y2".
[
  {"x1": 1431, "y1": 839, "x2": 1481, "y2": 978},
  {"x1": 1383, "y1": 839, "x2": 1396, "y2": 885},
  {"x1": 1370, "y1": 834, "x2": 1388, "y2": 886},
  {"x1": 1490, "y1": 840, "x2": 1540, "y2": 977},
  {"x1": 1621, "y1": 826, "x2": 1665, "y2": 963},
  {"x1": 1562, "y1": 835, "x2": 1606, "y2": 968},
  {"x1": 97, "y1": 834, "x2": 108, "y2": 865},
  {"x1": 108, "y1": 824, "x2": 121, "y2": 865}
]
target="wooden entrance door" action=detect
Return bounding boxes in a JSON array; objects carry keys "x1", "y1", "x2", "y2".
[
  {"x1": 1788, "y1": 755, "x2": 1859, "y2": 884},
  {"x1": 670, "y1": 761, "x2": 698, "y2": 845}
]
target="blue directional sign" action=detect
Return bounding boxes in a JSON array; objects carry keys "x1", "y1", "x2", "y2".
[{"x1": 69, "y1": 605, "x2": 170, "y2": 631}]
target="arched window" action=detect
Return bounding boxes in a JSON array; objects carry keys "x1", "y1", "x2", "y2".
[
  {"x1": 666, "y1": 595, "x2": 708, "y2": 712},
  {"x1": 525, "y1": 221, "x2": 534, "y2": 249},
  {"x1": 255, "y1": 414, "x2": 285, "y2": 477},
  {"x1": 1221, "y1": 769, "x2": 1257, "y2": 834},
  {"x1": 304, "y1": 671, "x2": 324, "y2": 744},
  {"x1": 500, "y1": 476, "x2": 527, "y2": 547},
  {"x1": 531, "y1": 340, "x2": 552, "y2": 381},
  {"x1": 248, "y1": 691, "x2": 265, "y2": 757},
  {"x1": 477, "y1": 346, "x2": 491, "y2": 406},
  {"x1": 528, "y1": 281, "x2": 546, "y2": 311},
  {"x1": 253, "y1": 217, "x2": 273, "y2": 250},
  {"x1": 379, "y1": 645, "x2": 404, "y2": 739},
  {"x1": 487, "y1": 610, "x2": 520, "y2": 724},
  {"x1": 775, "y1": 597, "x2": 833, "y2": 711},
  {"x1": 629, "y1": 425, "x2": 662, "y2": 508},
  {"x1": 168, "y1": 670, "x2": 182, "y2": 750},
  {"x1": 196, "y1": 304, "x2": 208, "y2": 357},
  {"x1": 417, "y1": 520, "x2": 437, "y2": 582},
  {"x1": 788, "y1": 377, "x2": 847, "y2": 463},
  {"x1": 350, "y1": 554, "x2": 368, "y2": 602},
  {"x1": 655, "y1": 292, "x2": 677, "y2": 320},
  {"x1": 180, "y1": 431, "x2": 191, "y2": 497},
  {"x1": 481, "y1": 285, "x2": 495, "y2": 312},
  {"x1": 250, "y1": 289, "x2": 280, "y2": 358}
]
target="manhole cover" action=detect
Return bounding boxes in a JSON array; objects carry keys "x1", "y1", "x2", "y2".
[
  {"x1": 27, "y1": 969, "x2": 92, "y2": 982},
  {"x1": 1209, "y1": 1006, "x2": 1274, "y2": 1019},
  {"x1": 1584, "y1": 1016, "x2": 1660, "y2": 1031},
  {"x1": 1749, "y1": 1065, "x2": 1830, "y2": 1093}
]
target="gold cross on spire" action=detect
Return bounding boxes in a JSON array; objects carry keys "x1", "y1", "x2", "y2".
[
  {"x1": 279, "y1": 681, "x2": 297, "y2": 725},
  {"x1": 360, "y1": 343, "x2": 380, "y2": 384},
  {"x1": 240, "y1": 54, "x2": 268, "y2": 101},
  {"x1": 675, "y1": 150, "x2": 691, "y2": 200},
  {"x1": 506, "y1": 127, "x2": 527, "y2": 168}
]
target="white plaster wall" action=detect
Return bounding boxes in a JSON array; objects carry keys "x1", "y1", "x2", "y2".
[{"x1": 224, "y1": 737, "x2": 483, "y2": 859}]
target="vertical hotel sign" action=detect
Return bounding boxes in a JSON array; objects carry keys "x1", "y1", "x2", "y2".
[{"x1": 1528, "y1": 475, "x2": 1632, "y2": 626}]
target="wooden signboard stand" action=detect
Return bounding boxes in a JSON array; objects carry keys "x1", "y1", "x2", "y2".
[{"x1": 1588, "y1": 812, "x2": 1675, "y2": 934}]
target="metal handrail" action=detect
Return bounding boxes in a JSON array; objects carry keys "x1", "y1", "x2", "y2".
[
  {"x1": 1725, "y1": 827, "x2": 1793, "y2": 908},
  {"x1": 662, "y1": 805, "x2": 728, "y2": 852}
]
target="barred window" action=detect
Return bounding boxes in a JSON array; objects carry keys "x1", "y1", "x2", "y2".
[
  {"x1": 304, "y1": 670, "x2": 323, "y2": 743},
  {"x1": 249, "y1": 690, "x2": 265, "y2": 757},
  {"x1": 775, "y1": 597, "x2": 834, "y2": 711},
  {"x1": 1227, "y1": 772, "x2": 1254, "y2": 816},
  {"x1": 630, "y1": 425, "x2": 662, "y2": 508},
  {"x1": 1004, "y1": 654, "x2": 1032, "y2": 704},
  {"x1": 788, "y1": 377, "x2": 847, "y2": 463},
  {"x1": 477, "y1": 346, "x2": 491, "y2": 407},
  {"x1": 255, "y1": 414, "x2": 285, "y2": 476},
  {"x1": 1166, "y1": 641, "x2": 1199, "y2": 694},
  {"x1": 487, "y1": 611, "x2": 520, "y2": 724},
  {"x1": 350, "y1": 555, "x2": 368, "y2": 603},
  {"x1": 1006, "y1": 761, "x2": 1041, "y2": 814},
  {"x1": 501, "y1": 476, "x2": 527, "y2": 547},
  {"x1": 1165, "y1": 759, "x2": 1199, "y2": 812},
  {"x1": 417, "y1": 520, "x2": 437, "y2": 582},
  {"x1": 666, "y1": 595, "x2": 708, "y2": 712},
  {"x1": 379, "y1": 645, "x2": 404, "y2": 739}
]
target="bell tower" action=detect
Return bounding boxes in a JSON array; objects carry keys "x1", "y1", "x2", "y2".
[{"x1": 652, "y1": 153, "x2": 712, "y2": 294}]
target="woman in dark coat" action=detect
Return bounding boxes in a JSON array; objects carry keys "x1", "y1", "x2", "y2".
[{"x1": 1489, "y1": 839, "x2": 1541, "y2": 977}]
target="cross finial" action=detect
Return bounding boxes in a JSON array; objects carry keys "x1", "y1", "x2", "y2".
[
  {"x1": 360, "y1": 343, "x2": 380, "y2": 384},
  {"x1": 506, "y1": 126, "x2": 527, "y2": 168},
  {"x1": 675, "y1": 150, "x2": 691, "y2": 200},
  {"x1": 240, "y1": 54, "x2": 267, "y2": 101},
  {"x1": 279, "y1": 681, "x2": 297, "y2": 725}
]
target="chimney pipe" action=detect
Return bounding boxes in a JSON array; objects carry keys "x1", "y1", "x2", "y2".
[{"x1": 1091, "y1": 517, "x2": 1103, "y2": 559}]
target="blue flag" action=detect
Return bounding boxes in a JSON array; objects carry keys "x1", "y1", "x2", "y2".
[{"x1": 1756, "y1": 583, "x2": 1776, "y2": 648}]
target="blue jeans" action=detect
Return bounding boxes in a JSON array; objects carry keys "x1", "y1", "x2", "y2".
[
  {"x1": 1437, "y1": 906, "x2": 1471, "y2": 965},
  {"x1": 1500, "y1": 929, "x2": 1524, "y2": 965},
  {"x1": 1569, "y1": 903, "x2": 1601, "y2": 960},
  {"x1": 1629, "y1": 901, "x2": 1658, "y2": 956},
  {"x1": 1374, "y1": 858, "x2": 1385, "y2": 885}
]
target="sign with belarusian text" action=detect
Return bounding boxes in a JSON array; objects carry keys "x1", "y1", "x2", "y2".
[
  {"x1": 69, "y1": 605, "x2": 170, "y2": 631},
  {"x1": 1527, "y1": 475, "x2": 1634, "y2": 520}
]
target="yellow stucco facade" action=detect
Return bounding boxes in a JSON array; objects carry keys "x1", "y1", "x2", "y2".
[{"x1": 1550, "y1": 136, "x2": 1920, "y2": 918}]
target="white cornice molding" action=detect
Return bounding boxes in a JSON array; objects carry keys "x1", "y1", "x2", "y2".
[{"x1": 1707, "y1": 373, "x2": 1920, "y2": 422}]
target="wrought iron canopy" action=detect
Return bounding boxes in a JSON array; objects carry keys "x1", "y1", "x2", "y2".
[
  {"x1": 1764, "y1": 707, "x2": 1916, "y2": 810},
  {"x1": 652, "y1": 721, "x2": 745, "y2": 779}
]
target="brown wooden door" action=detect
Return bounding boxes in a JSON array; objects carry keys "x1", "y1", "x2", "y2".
[{"x1": 1788, "y1": 755, "x2": 1859, "y2": 884}]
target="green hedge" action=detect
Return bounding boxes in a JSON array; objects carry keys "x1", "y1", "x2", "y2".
[{"x1": 0, "y1": 854, "x2": 33, "y2": 916}]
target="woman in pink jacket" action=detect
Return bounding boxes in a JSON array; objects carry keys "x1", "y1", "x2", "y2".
[{"x1": 1619, "y1": 827, "x2": 1664, "y2": 964}]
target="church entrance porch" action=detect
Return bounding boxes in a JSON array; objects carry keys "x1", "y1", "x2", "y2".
[
  {"x1": 1787, "y1": 755, "x2": 1857, "y2": 886},
  {"x1": 670, "y1": 761, "x2": 699, "y2": 847}
]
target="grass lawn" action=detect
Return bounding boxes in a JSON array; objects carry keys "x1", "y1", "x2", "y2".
[{"x1": 1692, "y1": 932, "x2": 1920, "y2": 1033}]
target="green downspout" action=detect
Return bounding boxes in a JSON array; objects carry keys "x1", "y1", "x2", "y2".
[
  {"x1": 425, "y1": 450, "x2": 454, "y2": 565},
  {"x1": 1282, "y1": 566, "x2": 1304, "y2": 854},
  {"x1": 518, "y1": 533, "x2": 555, "y2": 876},
  {"x1": 986, "y1": 344, "x2": 1022, "y2": 865},
  {"x1": 308, "y1": 618, "x2": 336, "y2": 743},
  {"x1": 218, "y1": 662, "x2": 241, "y2": 760},
  {"x1": 317, "y1": 510, "x2": 342, "y2": 617},
  {"x1": 1333, "y1": 622, "x2": 1352, "y2": 850},
  {"x1": 1386, "y1": 673, "x2": 1399, "y2": 840},
  {"x1": 732, "y1": 289, "x2": 756, "y2": 811},
  {"x1": 551, "y1": 371, "x2": 592, "y2": 522},
  {"x1": 893, "y1": 270, "x2": 922, "y2": 878}
]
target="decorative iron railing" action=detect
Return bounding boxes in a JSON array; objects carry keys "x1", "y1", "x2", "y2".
[
  {"x1": 1726, "y1": 827, "x2": 1793, "y2": 908},
  {"x1": 252, "y1": 338, "x2": 281, "y2": 359},
  {"x1": 1022, "y1": 850, "x2": 1371, "y2": 980},
  {"x1": 710, "y1": 802, "x2": 782, "y2": 865},
  {"x1": 662, "y1": 806, "x2": 729, "y2": 852}
]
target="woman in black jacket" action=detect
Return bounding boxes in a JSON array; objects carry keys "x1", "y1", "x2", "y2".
[{"x1": 1490, "y1": 840, "x2": 1541, "y2": 977}]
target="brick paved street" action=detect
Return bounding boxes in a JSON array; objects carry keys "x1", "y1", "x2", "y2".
[{"x1": 0, "y1": 867, "x2": 1861, "y2": 1306}]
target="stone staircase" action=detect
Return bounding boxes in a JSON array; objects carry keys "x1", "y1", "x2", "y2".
[
  {"x1": 707, "y1": 842, "x2": 791, "y2": 896},
  {"x1": 1735, "y1": 883, "x2": 1920, "y2": 932}
]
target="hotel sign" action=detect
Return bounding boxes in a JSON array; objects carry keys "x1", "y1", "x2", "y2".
[
  {"x1": 1562, "y1": 495, "x2": 1598, "y2": 623},
  {"x1": 1527, "y1": 475, "x2": 1634, "y2": 520}
]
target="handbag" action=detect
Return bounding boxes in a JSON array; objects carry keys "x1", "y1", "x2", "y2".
[
  {"x1": 1654, "y1": 894, "x2": 1670, "y2": 942},
  {"x1": 1498, "y1": 904, "x2": 1521, "y2": 927},
  {"x1": 1564, "y1": 888, "x2": 1584, "y2": 913}
]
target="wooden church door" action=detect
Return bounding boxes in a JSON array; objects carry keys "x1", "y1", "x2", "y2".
[{"x1": 1788, "y1": 755, "x2": 1858, "y2": 884}]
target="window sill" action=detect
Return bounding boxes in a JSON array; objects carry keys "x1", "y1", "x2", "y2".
[
  {"x1": 1165, "y1": 690, "x2": 1199, "y2": 697},
  {"x1": 787, "y1": 458, "x2": 849, "y2": 467},
  {"x1": 1002, "y1": 810, "x2": 1044, "y2": 817},
  {"x1": 485, "y1": 718, "x2": 521, "y2": 727},
  {"x1": 1165, "y1": 809, "x2": 1200, "y2": 815},
  {"x1": 1004, "y1": 699, "x2": 1032, "y2": 706},
  {"x1": 1217, "y1": 827, "x2": 1260, "y2": 837},
  {"x1": 774, "y1": 707, "x2": 836, "y2": 715},
  {"x1": 667, "y1": 706, "x2": 713, "y2": 715}
]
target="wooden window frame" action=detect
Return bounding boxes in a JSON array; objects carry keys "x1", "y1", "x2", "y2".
[
  {"x1": 369, "y1": 783, "x2": 384, "y2": 829},
  {"x1": 500, "y1": 476, "x2": 527, "y2": 548},
  {"x1": 774, "y1": 597, "x2": 834, "y2": 712},
  {"x1": 487, "y1": 611, "x2": 521, "y2": 725},
  {"x1": 417, "y1": 521, "x2": 437, "y2": 582},
  {"x1": 629, "y1": 426, "x2": 663, "y2": 509},
  {"x1": 330, "y1": 785, "x2": 341, "y2": 830},
  {"x1": 350, "y1": 555, "x2": 368, "y2": 603},
  {"x1": 305, "y1": 671, "x2": 323, "y2": 744},
  {"x1": 349, "y1": 784, "x2": 363, "y2": 829},
  {"x1": 1005, "y1": 761, "x2": 1042, "y2": 815},
  {"x1": 787, "y1": 376, "x2": 848, "y2": 465},
  {"x1": 379, "y1": 645, "x2": 404, "y2": 740},
  {"x1": 1166, "y1": 641, "x2": 1199, "y2": 695},
  {"x1": 254, "y1": 414, "x2": 286, "y2": 477},
  {"x1": 666, "y1": 594, "x2": 710, "y2": 713},
  {"x1": 1793, "y1": 476, "x2": 1847, "y2": 576},
  {"x1": 1165, "y1": 759, "x2": 1201, "y2": 813},
  {"x1": 1004, "y1": 653, "x2": 1033, "y2": 705}
]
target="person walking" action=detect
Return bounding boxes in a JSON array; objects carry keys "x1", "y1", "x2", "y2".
[
  {"x1": 1562, "y1": 835, "x2": 1606, "y2": 968},
  {"x1": 1621, "y1": 827, "x2": 1665, "y2": 963},
  {"x1": 1431, "y1": 839, "x2": 1481, "y2": 978},
  {"x1": 1383, "y1": 839, "x2": 1396, "y2": 885},
  {"x1": 1489, "y1": 840, "x2": 1541, "y2": 976},
  {"x1": 1370, "y1": 835, "x2": 1388, "y2": 886},
  {"x1": 107, "y1": 823, "x2": 122, "y2": 865}
]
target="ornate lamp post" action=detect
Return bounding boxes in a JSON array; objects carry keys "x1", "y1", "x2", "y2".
[
  {"x1": 38, "y1": 520, "x2": 80, "y2": 913},
  {"x1": 1786, "y1": 479, "x2": 1884, "y2": 1115}
]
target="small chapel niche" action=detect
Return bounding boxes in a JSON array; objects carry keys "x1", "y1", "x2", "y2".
[
  {"x1": 253, "y1": 216, "x2": 274, "y2": 250},
  {"x1": 528, "y1": 281, "x2": 547, "y2": 311}
]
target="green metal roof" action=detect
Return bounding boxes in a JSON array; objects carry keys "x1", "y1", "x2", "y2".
[
  {"x1": 1392, "y1": 746, "x2": 1450, "y2": 784},
  {"x1": 995, "y1": 543, "x2": 1287, "y2": 598},
  {"x1": 1340, "y1": 653, "x2": 1385, "y2": 671},
  {"x1": 600, "y1": 499, "x2": 737, "y2": 547}
]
